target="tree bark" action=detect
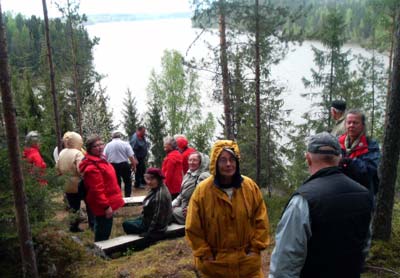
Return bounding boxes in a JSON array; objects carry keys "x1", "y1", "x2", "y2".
[
  {"x1": 0, "y1": 5, "x2": 39, "y2": 277},
  {"x1": 218, "y1": 0, "x2": 233, "y2": 140},
  {"x1": 67, "y1": 0, "x2": 83, "y2": 135},
  {"x1": 373, "y1": 7, "x2": 400, "y2": 241},
  {"x1": 254, "y1": 0, "x2": 261, "y2": 185},
  {"x1": 42, "y1": 0, "x2": 63, "y2": 154}
]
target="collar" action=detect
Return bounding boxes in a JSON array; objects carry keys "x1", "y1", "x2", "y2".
[{"x1": 303, "y1": 166, "x2": 341, "y2": 185}]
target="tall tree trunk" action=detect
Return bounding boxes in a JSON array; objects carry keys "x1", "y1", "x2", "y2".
[
  {"x1": 384, "y1": 13, "x2": 395, "y2": 126},
  {"x1": 0, "y1": 6, "x2": 39, "y2": 277},
  {"x1": 67, "y1": 0, "x2": 82, "y2": 135},
  {"x1": 328, "y1": 47, "x2": 334, "y2": 128},
  {"x1": 42, "y1": 0, "x2": 63, "y2": 154},
  {"x1": 219, "y1": 0, "x2": 233, "y2": 140},
  {"x1": 254, "y1": 0, "x2": 261, "y2": 185},
  {"x1": 373, "y1": 7, "x2": 400, "y2": 241}
]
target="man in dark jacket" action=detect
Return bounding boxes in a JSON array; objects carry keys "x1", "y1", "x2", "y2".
[
  {"x1": 130, "y1": 126, "x2": 149, "y2": 189},
  {"x1": 269, "y1": 132, "x2": 373, "y2": 278},
  {"x1": 338, "y1": 109, "x2": 380, "y2": 200}
]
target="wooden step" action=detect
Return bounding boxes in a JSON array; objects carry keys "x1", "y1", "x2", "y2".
[
  {"x1": 123, "y1": 196, "x2": 146, "y2": 207},
  {"x1": 94, "y1": 223, "x2": 185, "y2": 255}
]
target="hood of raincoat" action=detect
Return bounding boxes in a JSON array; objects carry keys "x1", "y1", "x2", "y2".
[
  {"x1": 209, "y1": 140, "x2": 242, "y2": 188},
  {"x1": 63, "y1": 131, "x2": 83, "y2": 150}
]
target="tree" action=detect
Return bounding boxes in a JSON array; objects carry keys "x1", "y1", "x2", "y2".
[
  {"x1": 0, "y1": 5, "x2": 39, "y2": 277},
  {"x1": 121, "y1": 88, "x2": 140, "y2": 137},
  {"x1": 145, "y1": 94, "x2": 167, "y2": 168},
  {"x1": 147, "y1": 50, "x2": 202, "y2": 136},
  {"x1": 42, "y1": 0, "x2": 63, "y2": 155},
  {"x1": 373, "y1": 6, "x2": 400, "y2": 241}
]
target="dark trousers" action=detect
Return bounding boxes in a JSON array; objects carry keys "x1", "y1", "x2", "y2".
[
  {"x1": 122, "y1": 217, "x2": 165, "y2": 250},
  {"x1": 66, "y1": 193, "x2": 81, "y2": 231},
  {"x1": 94, "y1": 216, "x2": 113, "y2": 242},
  {"x1": 65, "y1": 193, "x2": 95, "y2": 230},
  {"x1": 135, "y1": 157, "x2": 146, "y2": 187},
  {"x1": 111, "y1": 161, "x2": 132, "y2": 197}
]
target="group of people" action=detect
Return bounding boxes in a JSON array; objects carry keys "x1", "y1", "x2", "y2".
[{"x1": 21, "y1": 100, "x2": 380, "y2": 277}]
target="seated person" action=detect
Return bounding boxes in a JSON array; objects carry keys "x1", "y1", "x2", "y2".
[
  {"x1": 171, "y1": 152, "x2": 210, "y2": 224},
  {"x1": 123, "y1": 168, "x2": 172, "y2": 247}
]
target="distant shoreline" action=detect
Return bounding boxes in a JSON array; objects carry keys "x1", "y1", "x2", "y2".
[{"x1": 85, "y1": 12, "x2": 191, "y2": 25}]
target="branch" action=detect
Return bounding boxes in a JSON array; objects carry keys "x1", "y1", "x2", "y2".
[
  {"x1": 365, "y1": 265, "x2": 400, "y2": 276},
  {"x1": 185, "y1": 28, "x2": 206, "y2": 57}
]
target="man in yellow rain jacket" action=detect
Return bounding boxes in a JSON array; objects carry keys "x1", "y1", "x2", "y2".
[{"x1": 186, "y1": 140, "x2": 270, "y2": 278}]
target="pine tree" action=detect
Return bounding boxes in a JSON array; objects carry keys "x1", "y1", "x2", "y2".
[
  {"x1": 145, "y1": 95, "x2": 166, "y2": 168},
  {"x1": 121, "y1": 88, "x2": 140, "y2": 137}
]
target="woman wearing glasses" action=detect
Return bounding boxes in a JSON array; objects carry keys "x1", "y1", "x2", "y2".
[{"x1": 79, "y1": 135, "x2": 125, "y2": 242}]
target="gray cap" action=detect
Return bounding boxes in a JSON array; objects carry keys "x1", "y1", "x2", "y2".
[{"x1": 307, "y1": 132, "x2": 341, "y2": 155}]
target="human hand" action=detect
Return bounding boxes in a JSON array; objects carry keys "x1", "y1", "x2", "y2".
[{"x1": 105, "y1": 206, "x2": 113, "y2": 218}]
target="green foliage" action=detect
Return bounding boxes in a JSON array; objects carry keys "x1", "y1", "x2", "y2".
[
  {"x1": 264, "y1": 193, "x2": 291, "y2": 235},
  {"x1": 145, "y1": 94, "x2": 167, "y2": 168},
  {"x1": 121, "y1": 88, "x2": 141, "y2": 137}
]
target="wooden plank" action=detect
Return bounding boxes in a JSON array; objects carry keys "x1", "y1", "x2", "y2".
[
  {"x1": 123, "y1": 196, "x2": 146, "y2": 206},
  {"x1": 94, "y1": 224, "x2": 185, "y2": 255}
]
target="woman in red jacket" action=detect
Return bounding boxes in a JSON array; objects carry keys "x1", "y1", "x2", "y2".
[
  {"x1": 79, "y1": 135, "x2": 125, "y2": 242},
  {"x1": 161, "y1": 136, "x2": 183, "y2": 200},
  {"x1": 23, "y1": 131, "x2": 47, "y2": 186}
]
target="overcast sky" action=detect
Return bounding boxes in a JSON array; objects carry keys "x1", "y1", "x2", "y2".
[{"x1": 1, "y1": 0, "x2": 191, "y2": 18}]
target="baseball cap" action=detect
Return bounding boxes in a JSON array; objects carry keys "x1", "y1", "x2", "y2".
[{"x1": 307, "y1": 132, "x2": 341, "y2": 155}]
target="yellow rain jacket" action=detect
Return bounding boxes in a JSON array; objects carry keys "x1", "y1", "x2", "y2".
[{"x1": 186, "y1": 140, "x2": 270, "y2": 278}]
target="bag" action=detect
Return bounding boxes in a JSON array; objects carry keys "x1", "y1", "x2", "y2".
[{"x1": 78, "y1": 179, "x2": 86, "y2": 200}]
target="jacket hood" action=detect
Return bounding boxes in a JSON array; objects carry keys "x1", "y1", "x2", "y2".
[
  {"x1": 198, "y1": 152, "x2": 210, "y2": 173},
  {"x1": 63, "y1": 131, "x2": 83, "y2": 149},
  {"x1": 209, "y1": 140, "x2": 240, "y2": 176}
]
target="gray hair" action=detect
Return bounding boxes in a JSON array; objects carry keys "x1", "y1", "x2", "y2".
[
  {"x1": 163, "y1": 136, "x2": 177, "y2": 149},
  {"x1": 346, "y1": 109, "x2": 366, "y2": 126},
  {"x1": 25, "y1": 131, "x2": 40, "y2": 146}
]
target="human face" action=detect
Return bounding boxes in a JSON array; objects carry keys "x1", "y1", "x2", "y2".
[
  {"x1": 188, "y1": 153, "x2": 201, "y2": 172},
  {"x1": 217, "y1": 150, "x2": 237, "y2": 178},
  {"x1": 144, "y1": 174, "x2": 158, "y2": 189},
  {"x1": 164, "y1": 143, "x2": 172, "y2": 153},
  {"x1": 345, "y1": 113, "x2": 364, "y2": 141},
  {"x1": 90, "y1": 140, "x2": 104, "y2": 157}
]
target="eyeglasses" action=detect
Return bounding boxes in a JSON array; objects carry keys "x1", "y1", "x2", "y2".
[{"x1": 218, "y1": 157, "x2": 237, "y2": 165}]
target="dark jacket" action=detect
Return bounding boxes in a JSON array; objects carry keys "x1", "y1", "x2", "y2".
[
  {"x1": 338, "y1": 134, "x2": 380, "y2": 195},
  {"x1": 130, "y1": 133, "x2": 148, "y2": 159},
  {"x1": 142, "y1": 184, "x2": 172, "y2": 236},
  {"x1": 295, "y1": 167, "x2": 373, "y2": 278}
]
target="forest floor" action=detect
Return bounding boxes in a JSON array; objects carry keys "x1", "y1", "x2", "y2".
[{"x1": 31, "y1": 190, "x2": 400, "y2": 278}]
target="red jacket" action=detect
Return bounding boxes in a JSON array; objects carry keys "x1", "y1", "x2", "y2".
[
  {"x1": 79, "y1": 154, "x2": 124, "y2": 216},
  {"x1": 162, "y1": 150, "x2": 183, "y2": 194},
  {"x1": 23, "y1": 145, "x2": 47, "y2": 185},
  {"x1": 181, "y1": 147, "x2": 196, "y2": 174},
  {"x1": 338, "y1": 134, "x2": 369, "y2": 158}
]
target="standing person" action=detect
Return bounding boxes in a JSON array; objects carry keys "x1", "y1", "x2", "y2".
[
  {"x1": 174, "y1": 134, "x2": 196, "y2": 174},
  {"x1": 171, "y1": 151, "x2": 210, "y2": 224},
  {"x1": 338, "y1": 109, "x2": 380, "y2": 200},
  {"x1": 330, "y1": 100, "x2": 347, "y2": 137},
  {"x1": 104, "y1": 131, "x2": 138, "y2": 197},
  {"x1": 122, "y1": 168, "x2": 172, "y2": 249},
  {"x1": 79, "y1": 135, "x2": 125, "y2": 242},
  {"x1": 23, "y1": 131, "x2": 47, "y2": 185},
  {"x1": 269, "y1": 132, "x2": 373, "y2": 278},
  {"x1": 186, "y1": 140, "x2": 270, "y2": 278},
  {"x1": 56, "y1": 131, "x2": 86, "y2": 232},
  {"x1": 161, "y1": 136, "x2": 183, "y2": 200},
  {"x1": 130, "y1": 126, "x2": 149, "y2": 189}
]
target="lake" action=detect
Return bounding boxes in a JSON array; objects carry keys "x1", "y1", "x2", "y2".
[{"x1": 86, "y1": 17, "x2": 388, "y2": 131}]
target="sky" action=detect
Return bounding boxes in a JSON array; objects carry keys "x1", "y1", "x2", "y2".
[{"x1": 1, "y1": 0, "x2": 191, "y2": 18}]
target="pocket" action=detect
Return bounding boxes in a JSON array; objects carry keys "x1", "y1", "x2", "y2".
[
  {"x1": 239, "y1": 253, "x2": 262, "y2": 277},
  {"x1": 195, "y1": 257, "x2": 230, "y2": 278}
]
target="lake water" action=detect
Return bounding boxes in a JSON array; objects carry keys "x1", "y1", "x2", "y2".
[{"x1": 86, "y1": 18, "x2": 388, "y2": 131}]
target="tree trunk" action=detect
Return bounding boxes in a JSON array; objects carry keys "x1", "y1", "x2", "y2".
[
  {"x1": 254, "y1": 0, "x2": 261, "y2": 185},
  {"x1": 0, "y1": 5, "x2": 39, "y2": 277},
  {"x1": 384, "y1": 13, "x2": 395, "y2": 126},
  {"x1": 219, "y1": 0, "x2": 233, "y2": 140},
  {"x1": 373, "y1": 7, "x2": 400, "y2": 241},
  {"x1": 42, "y1": 0, "x2": 63, "y2": 154},
  {"x1": 68, "y1": 0, "x2": 82, "y2": 135}
]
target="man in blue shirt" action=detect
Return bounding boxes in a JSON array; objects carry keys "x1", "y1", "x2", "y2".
[
  {"x1": 130, "y1": 126, "x2": 149, "y2": 189},
  {"x1": 269, "y1": 132, "x2": 373, "y2": 278}
]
